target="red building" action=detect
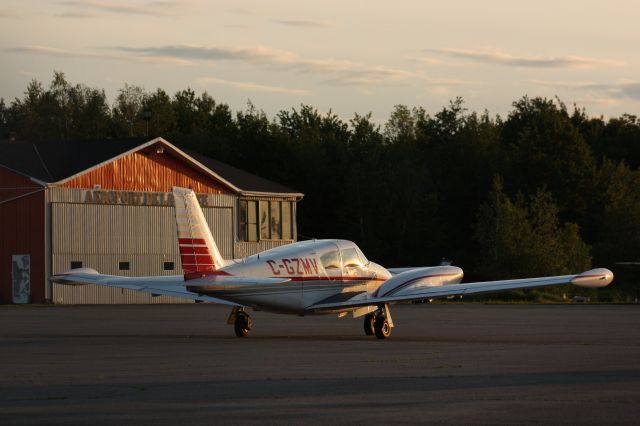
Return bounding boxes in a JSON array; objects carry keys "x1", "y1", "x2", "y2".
[{"x1": 0, "y1": 137, "x2": 302, "y2": 304}]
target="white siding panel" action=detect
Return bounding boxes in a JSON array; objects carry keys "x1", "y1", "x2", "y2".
[{"x1": 51, "y1": 202, "x2": 234, "y2": 304}]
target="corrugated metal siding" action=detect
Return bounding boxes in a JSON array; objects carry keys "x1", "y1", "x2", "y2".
[
  {"x1": 60, "y1": 149, "x2": 234, "y2": 194},
  {"x1": 234, "y1": 240, "x2": 295, "y2": 258},
  {"x1": 0, "y1": 167, "x2": 46, "y2": 303},
  {"x1": 51, "y1": 202, "x2": 233, "y2": 304},
  {"x1": 48, "y1": 188, "x2": 235, "y2": 207}
]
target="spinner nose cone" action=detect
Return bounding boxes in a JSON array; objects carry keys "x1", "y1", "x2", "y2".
[{"x1": 571, "y1": 268, "x2": 614, "y2": 288}]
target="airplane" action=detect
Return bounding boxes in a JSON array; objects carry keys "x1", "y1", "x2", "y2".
[{"x1": 51, "y1": 187, "x2": 614, "y2": 339}]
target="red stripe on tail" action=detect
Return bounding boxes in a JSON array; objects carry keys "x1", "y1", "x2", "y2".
[
  {"x1": 179, "y1": 246, "x2": 211, "y2": 255},
  {"x1": 180, "y1": 254, "x2": 216, "y2": 265},
  {"x1": 178, "y1": 238, "x2": 207, "y2": 246}
]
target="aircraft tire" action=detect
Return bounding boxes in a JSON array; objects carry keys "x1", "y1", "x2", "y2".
[
  {"x1": 374, "y1": 316, "x2": 391, "y2": 339},
  {"x1": 363, "y1": 313, "x2": 375, "y2": 336},
  {"x1": 234, "y1": 314, "x2": 252, "y2": 337}
]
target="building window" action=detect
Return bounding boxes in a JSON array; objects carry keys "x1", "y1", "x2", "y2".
[
  {"x1": 239, "y1": 199, "x2": 295, "y2": 242},
  {"x1": 163, "y1": 262, "x2": 174, "y2": 271},
  {"x1": 119, "y1": 261, "x2": 130, "y2": 271},
  {"x1": 281, "y1": 202, "x2": 292, "y2": 240},
  {"x1": 239, "y1": 200, "x2": 258, "y2": 242},
  {"x1": 259, "y1": 200, "x2": 270, "y2": 240},
  {"x1": 70, "y1": 261, "x2": 83, "y2": 269},
  {"x1": 270, "y1": 202, "x2": 281, "y2": 239}
]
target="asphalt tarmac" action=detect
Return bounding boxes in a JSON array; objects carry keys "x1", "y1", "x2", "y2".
[{"x1": 1, "y1": 303, "x2": 639, "y2": 425}]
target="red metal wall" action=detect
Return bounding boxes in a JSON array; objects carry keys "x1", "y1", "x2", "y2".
[
  {"x1": 0, "y1": 167, "x2": 46, "y2": 303},
  {"x1": 60, "y1": 148, "x2": 234, "y2": 193}
]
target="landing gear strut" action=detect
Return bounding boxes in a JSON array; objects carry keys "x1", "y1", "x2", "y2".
[
  {"x1": 363, "y1": 304, "x2": 394, "y2": 339},
  {"x1": 228, "y1": 307, "x2": 252, "y2": 337}
]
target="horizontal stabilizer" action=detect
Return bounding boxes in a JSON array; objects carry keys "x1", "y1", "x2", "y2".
[{"x1": 49, "y1": 270, "x2": 243, "y2": 306}]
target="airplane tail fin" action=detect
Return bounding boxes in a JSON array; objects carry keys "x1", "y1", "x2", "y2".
[{"x1": 173, "y1": 187, "x2": 227, "y2": 280}]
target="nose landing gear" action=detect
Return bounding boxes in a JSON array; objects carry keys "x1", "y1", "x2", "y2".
[{"x1": 374, "y1": 315, "x2": 391, "y2": 339}]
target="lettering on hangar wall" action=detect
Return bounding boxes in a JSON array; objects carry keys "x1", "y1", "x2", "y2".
[{"x1": 83, "y1": 190, "x2": 211, "y2": 207}]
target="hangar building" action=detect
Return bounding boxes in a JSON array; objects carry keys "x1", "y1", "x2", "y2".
[{"x1": 0, "y1": 137, "x2": 303, "y2": 304}]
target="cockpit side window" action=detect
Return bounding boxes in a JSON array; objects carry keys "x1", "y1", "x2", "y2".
[
  {"x1": 320, "y1": 250, "x2": 341, "y2": 270},
  {"x1": 341, "y1": 248, "x2": 364, "y2": 268}
]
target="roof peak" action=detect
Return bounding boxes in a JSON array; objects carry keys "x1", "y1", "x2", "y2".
[{"x1": 0, "y1": 137, "x2": 302, "y2": 197}]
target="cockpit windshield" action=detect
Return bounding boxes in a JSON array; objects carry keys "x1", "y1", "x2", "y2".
[
  {"x1": 341, "y1": 247, "x2": 365, "y2": 268},
  {"x1": 355, "y1": 246, "x2": 369, "y2": 265},
  {"x1": 320, "y1": 250, "x2": 341, "y2": 270}
]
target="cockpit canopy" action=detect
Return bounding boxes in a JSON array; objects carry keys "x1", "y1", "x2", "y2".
[
  {"x1": 243, "y1": 239, "x2": 369, "y2": 274},
  {"x1": 319, "y1": 240, "x2": 369, "y2": 271}
]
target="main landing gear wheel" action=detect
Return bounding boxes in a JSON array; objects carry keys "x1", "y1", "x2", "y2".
[
  {"x1": 234, "y1": 313, "x2": 252, "y2": 337},
  {"x1": 374, "y1": 315, "x2": 391, "y2": 339},
  {"x1": 363, "y1": 313, "x2": 375, "y2": 336}
]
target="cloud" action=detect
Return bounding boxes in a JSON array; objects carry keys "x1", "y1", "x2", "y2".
[
  {"x1": 408, "y1": 56, "x2": 446, "y2": 66},
  {"x1": 8, "y1": 45, "x2": 106, "y2": 58},
  {"x1": 425, "y1": 48, "x2": 622, "y2": 69},
  {"x1": 5, "y1": 45, "x2": 190, "y2": 65},
  {"x1": 115, "y1": 44, "x2": 297, "y2": 64},
  {"x1": 108, "y1": 44, "x2": 464, "y2": 88},
  {"x1": 55, "y1": 1, "x2": 182, "y2": 18},
  {"x1": 8, "y1": 42, "x2": 476, "y2": 90},
  {"x1": 56, "y1": 12, "x2": 94, "y2": 18},
  {"x1": 272, "y1": 19, "x2": 333, "y2": 29},
  {"x1": 530, "y1": 79, "x2": 640, "y2": 101},
  {"x1": 197, "y1": 77, "x2": 310, "y2": 96}
]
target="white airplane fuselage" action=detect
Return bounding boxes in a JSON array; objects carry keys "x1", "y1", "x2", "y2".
[{"x1": 185, "y1": 239, "x2": 464, "y2": 314}]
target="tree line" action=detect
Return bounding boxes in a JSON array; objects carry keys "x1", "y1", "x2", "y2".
[{"x1": 2, "y1": 72, "x2": 639, "y2": 301}]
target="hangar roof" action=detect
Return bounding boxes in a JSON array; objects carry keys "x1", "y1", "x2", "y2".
[
  {"x1": 184, "y1": 150, "x2": 297, "y2": 196},
  {"x1": 0, "y1": 137, "x2": 302, "y2": 197}
]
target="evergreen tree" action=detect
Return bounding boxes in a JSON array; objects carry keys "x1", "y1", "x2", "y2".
[{"x1": 475, "y1": 176, "x2": 591, "y2": 281}]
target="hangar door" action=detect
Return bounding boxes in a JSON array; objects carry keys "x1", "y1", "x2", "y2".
[{"x1": 51, "y1": 202, "x2": 233, "y2": 304}]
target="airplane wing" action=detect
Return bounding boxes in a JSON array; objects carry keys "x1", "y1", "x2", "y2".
[
  {"x1": 306, "y1": 267, "x2": 614, "y2": 311},
  {"x1": 50, "y1": 268, "x2": 289, "y2": 306}
]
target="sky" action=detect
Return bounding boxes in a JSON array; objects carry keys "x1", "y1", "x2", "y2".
[{"x1": 1, "y1": 0, "x2": 640, "y2": 123}]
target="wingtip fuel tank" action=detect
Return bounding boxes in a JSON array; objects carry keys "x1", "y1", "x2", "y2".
[{"x1": 571, "y1": 268, "x2": 614, "y2": 288}]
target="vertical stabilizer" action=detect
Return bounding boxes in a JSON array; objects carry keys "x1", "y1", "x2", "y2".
[{"x1": 173, "y1": 187, "x2": 226, "y2": 280}]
